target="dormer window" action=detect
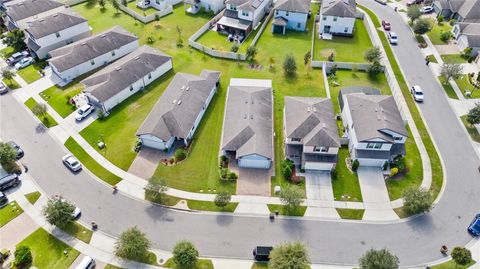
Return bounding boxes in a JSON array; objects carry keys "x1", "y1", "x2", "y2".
[
  {"x1": 286, "y1": 11, "x2": 289, "y2": 16},
  {"x1": 314, "y1": 146, "x2": 328, "y2": 152},
  {"x1": 394, "y1": 137, "x2": 402, "y2": 141},
  {"x1": 333, "y1": 16, "x2": 338, "y2": 21},
  {"x1": 291, "y1": 138, "x2": 301, "y2": 142},
  {"x1": 242, "y1": 10, "x2": 249, "y2": 16},
  {"x1": 367, "y1": 143, "x2": 382, "y2": 149}
]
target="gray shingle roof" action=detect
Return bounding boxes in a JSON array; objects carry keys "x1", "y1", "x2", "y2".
[
  {"x1": 273, "y1": 17, "x2": 288, "y2": 26},
  {"x1": 81, "y1": 46, "x2": 172, "y2": 103},
  {"x1": 221, "y1": 79, "x2": 273, "y2": 159},
  {"x1": 25, "y1": 10, "x2": 87, "y2": 39},
  {"x1": 136, "y1": 70, "x2": 221, "y2": 141},
  {"x1": 284, "y1": 97, "x2": 340, "y2": 148},
  {"x1": 6, "y1": 0, "x2": 64, "y2": 21},
  {"x1": 321, "y1": 0, "x2": 356, "y2": 17},
  {"x1": 457, "y1": 0, "x2": 480, "y2": 19},
  {"x1": 343, "y1": 93, "x2": 407, "y2": 142},
  {"x1": 275, "y1": 0, "x2": 310, "y2": 13},
  {"x1": 48, "y1": 26, "x2": 138, "y2": 72},
  {"x1": 226, "y1": 0, "x2": 268, "y2": 12}
]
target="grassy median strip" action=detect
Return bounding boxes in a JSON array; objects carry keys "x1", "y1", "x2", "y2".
[
  {"x1": 145, "y1": 191, "x2": 238, "y2": 212},
  {"x1": 438, "y1": 77, "x2": 459, "y2": 99},
  {"x1": 163, "y1": 258, "x2": 214, "y2": 269},
  {"x1": 62, "y1": 221, "x2": 93, "y2": 244},
  {"x1": 64, "y1": 137, "x2": 122, "y2": 185},
  {"x1": 461, "y1": 115, "x2": 480, "y2": 143},
  {"x1": 0, "y1": 201, "x2": 24, "y2": 227},
  {"x1": 25, "y1": 191, "x2": 41, "y2": 205},
  {"x1": 361, "y1": 6, "x2": 444, "y2": 204},
  {"x1": 25, "y1": 97, "x2": 58, "y2": 128},
  {"x1": 336, "y1": 208, "x2": 365, "y2": 220},
  {"x1": 267, "y1": 204, "x2": 307, "y2": 217},
  {"x1": 431, "y1": 259, "x2": 476, "y2": 269},
  {"x1": 3, "y1": 78, "x2": 20, "y2": 90}
]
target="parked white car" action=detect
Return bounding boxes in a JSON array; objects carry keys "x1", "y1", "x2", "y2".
[
  {"x1": 388, "y1": 32, "x2": 398, "y2": 44},
  {"x1": 411, "y1": 85, "x2": 424, "y2": 102},
  {"x1": 62, "y1": 154, "x2": 82, "y2": 172},
  {"x1": 14, "y1": 57, "x2": 34, "y2": 70},
  {"x1": 0, "y1": 82, "x2": 8, "y2": 94},
  {"x1": 73, "y1": 206, "x2": 81, "y2": 219},
  {"x1": 74, "y1": 104, "x2": 95, "y2": 121},
  {"x1": 420, "y1": 6, "x2": 434, "y2": 13}
]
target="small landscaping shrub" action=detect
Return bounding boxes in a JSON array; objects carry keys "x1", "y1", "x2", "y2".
[
  {"x1": 328, "y1": 52, "x2": 335, "y2": 62},
  {"x1": 351, "y1": 159, "x2": 359, "y2": 172},
  {"x1": 97, "y1": 110, "x2": 106, "y2": 119},
  {"x1": 391, "y1": 156, "x2": 405, "y2": 172},
  {"x1": 437, "y1": 15, "x2": 443, "y2": 23},
  {"x1": 176, "y1": 36, "x2": 183, "y2": 48},
  {"x1": 281, "y1": 159, "x2": 294, "y2": 180},
  {"x1": 173, "y1": 241, "x2": 199, "y2": 269},
  {"x1": 219, "y1": 168, "x2": 228, "y2": 179},
  {"x1": 174, "y1": 149, "x2": 187, "y2": 161},
  {"x1": 13, "y1": 245, "x2": 32, "y2": 268},
  {"x1": 219, "y1": 155, "x2": 228, "y2": 168},
  {"x1": 440, "y1": 31, "x2": 451, "y2": 42},
  {"x1": 227, "y1": 171, "x2": 238, "y2": 180},
  {"x1": 230, "y1": 43, "x2": 239, "y2": 53},
  {"x1": 331, "y1": 168, "x2": 338, "y2": 180},
  {"x1": 451, "y1": 247, "x2": 472, "y2": 266},
  {"x1": 214, "y1": 191, "x2": 231, "y2": 208},
  {"x1": 390, "y1": 167, "x2": 399, "y2": 177}
]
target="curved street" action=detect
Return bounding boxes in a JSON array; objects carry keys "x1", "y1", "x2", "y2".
[{"x1": 1, "y1": 1, "x2": 480, "y2": 266}]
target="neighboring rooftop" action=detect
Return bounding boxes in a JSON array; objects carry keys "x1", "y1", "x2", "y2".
[
  {"x1": 25, "y1": 10, "x2": 87, "y2": 39},
  {"x1": 343, "y1": 93, "x2": 407, "y2": 142},
  {"x1": 226, "y1": 0, "x2": 267, "y2": 11},
  {"x1": 457, "y1": 0, "x2": 480, "y2": 20},
  {"x1": 6, "y1": 0, "x2": 64, "y2": 21},
  {"x1": 81, "y1": 46, "x2": 172, "y2": 102},
  {"x1": 221, "y1": 79, "x2": 273, "y2": 159},
  {"x1": 275, "y1": 0, "x2": 310, "y2": 13},
  {"x1": 284, "y1": 97, "x2": 340, "y2": 147},
  {"x1": 48, "y1": 26, "x2": 138, "y2": 72},
  {"x1": 321, "y1": 0, "x2": 356, "y2": 17},
  {"x1": 136, "y1": 70, "x2": 221, "y2": 141}
]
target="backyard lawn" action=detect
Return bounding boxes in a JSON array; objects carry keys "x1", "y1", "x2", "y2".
[
  {"x1": 25, "y1": 97, "x2": 58, "y2": 128},
  {"x1": 17, "y1": 228, "x2": 80, "y2": 269},
  {"x1": 332, "y1": 148, "x2": 362, "y2": 202},
  {"x1": 40, "y1": 83, "x2": 83, "y2": 118},
  {"x1": 313, "y1": 19, "x2": 373, "y2": 62},
  {"x1": 3, "y1": 78, "x2": 21, "y2": 89},
  {"x1": 455, "y1": 75, "x2": 480, "y2": 98},
  {"x1": 0, "y1": 201, "x2": 23, "y2": 227},
  {"x1": 438, "y1": 76, "x2": 459, "y2": 99},
  {"x1": 196, "y1": 22, "x2": 260, "y2": 53},
  {"x1": 461, "y1": 115, "x2": 480, "y2": 143},
  {"x1": 127, "y1": 0, "x2": 158, "y2": 16},
  {"x1": 16, "y1": 63, "x2": 44, "y2": 84},
  {"x1": 426, "y1": 21, "x2": 452, "y2": 45},
  {"x1": 25, "y1": 191, "x2": 41, "y2": 205}
]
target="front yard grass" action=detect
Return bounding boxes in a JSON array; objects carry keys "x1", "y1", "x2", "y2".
[
  {"x1": 24, "y1": 97, "x2": 58, "y2": 128},
  {"x1": 267, "y1": 204, "x2": 307, "y2": 217},
  {"x1": 104, "y1": 265, "x2": 123, "y2": 269},
  {"x1": 25, "y1": 191, "x2": 41, "y2": 205},
  {"x1": 62, "y1": 221, "x2": 93, "y2": 244},
  {"x1": 17, "y1": 228, "x2": 80, "y2": 269},
  {"x1": 455, "y1": 75, "x2": 480, "y2": 99},
  {"x1": 313, "y1": 19, "x2": 373, "y2": 62},
  {"x1": 163, "y1": 258, "x2": 214, "y2": 269},
  {"x1": 438, "y1": 76, "x2": 459, "y2": 99},
  {"x1": 461, "y1": 115, "x2": 480, "y2": 143},
  {"x1": 441, "y1": 54, "x2": 466, "y2": 64},
  {"x1": 3, "y1": 78, "x2": 20, "y2": 89},
  {"x1": 431, "y1": 259, "x2": 476, "y2": 269},
  {"x1": 336, "y1": 208, "x2": 364, "y2": 220},
  {"x1": 64, "y1": 137, "x2": 122, "y2": 185},
  {"x1": 427, "y1": 21, "x2": 452, "y2": 45},
  {"x1": 17, "y1": 63, "x2": 44, "y2": 84},
  {"x1": 187, "y1": 199, "x2": 238, "y2": 212},
  {"x1": 0, "y1": 46, "x2": 15, "y2": 58},
  {"x1": 40, "y1": 83, "x2": 83, "y2": 118},
  {"x1": 127, "y1": 0, "x2": 158, "y2": 16},
  {"x1": 251, "y1": 263, "x2": 269, "y2": 269},
  {"x1": 332, "y1": 148, "x2": 363, "y2": 202},
  {"x1": 0, "y1": 201, "x2": 23, "y2": 227}
]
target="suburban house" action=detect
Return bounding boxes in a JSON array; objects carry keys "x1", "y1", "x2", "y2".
[
  {"x1": 284, "y1": 97, "x2": 340, "y2": 171},
  {"x1": 318, "y1": 0, "x2": 356, "y2": 37},
  {"x1": 4, "y1": 0, "x2": 65, "y2": 30},
  {"x1": 48, "y1": 26, "x2": 139, "y2": 84},
  {"x1": 25, "y1": 10, "x2": 90, "y2": 59},
  {"x1": 272, "y1": 0, "x2": 311, "y2": 34},
  {"x1": 216, "y1": 0, "x2": 273, "y2": 39},
  {"x1": 81, "y1": 45, "x2": 172, "y2": 114},
  {"x1": 340, "y1": 91, "x2": 408, "y2": 167},
  {"x1": 221, "y1": 79, "x2": 273, "y2": 169},
  {"x1": 433, "y1": 0, "x2": 480, "y2": 21},
  {"x1": 452, "y1": 22, "x2": 480, "y2": 56},
  {"x1": 184, "y1": 0, "x2": 225, "y2": 14},
  {"x1": 136, "y1": 70, "x2": 221, "y2": 150}
]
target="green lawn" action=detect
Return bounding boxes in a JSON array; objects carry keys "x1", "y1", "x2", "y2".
[
  {"x1": 438, "y1": 76, "x2": 459, "y2": 99},
  {"x1": 251, "y1": 263, "x2": 269, "y2": 269},
  {"x1": 314, "y1": 19, "x2": 373, "y2": 62},
  {"x1": 426, "y1": 55, "x2": 438, "y2": 63},
  {"x1": 455, "y1": 75, "x2": 480, "y2": 99},
  {"x1": 461, "y1": 115, "x2": 480, "y2": 143},
  {"x1": 441, "y1": 54, "x2": 466, "y2": 64},
  {"x1": 105, "y1": 265, "x2": 123, "y2": 269},
  {"x1": 17, "y1": 228, "x2": 80, "y2": 269},
  {"x1": 336, "y1": 208, "x2": 364, "y2": 220},
  {"x1": 0, "y1": 46, "x2": 15, "y2": 58},
  {"x1": 132, "y1": 251, "x2": 160, "y2": 265},
  {"x1": 0, "y1": 201, "x2": 23, "y2": 227},
  {"x1": 3, "y1": 78, "x2": 21, "y2": 89},
  {"x1": 267, "y1": 204, "x2": 307, "y2": 217},
  {"x1": 163, "y1": 258, "x2": 214, "y2": 269},
  {"x1": 24, "y1": 97, "x2": 58, "y2": 128},
  {"x1": 62, "y1": 221, "x2": 93, "y2": 244},
  {"x1": 127, "y1": 0, "x2": 158, "y2": 16},
  {"x1": 187, "y1": 199, "x2": 238, "y2": 212},
  {"x1": 332, "y1": 148, "x2": 363, "y2": 202},
  {"x1": 25, "y1": 191, "x2": 41, "y2": 205},
  {"x1": 393, "y1": 206, "x2": 409, "y2": 218},
  {"x1": 40, "y1": 83, "x2": 83, "y2": 118},
  {"x1": 196, "y1": 26, "x2": 258, "y2": 54},
  {"x1": 145, "y1": 191, "x2": 183, "y2": 206},
  {"x1": 427, "y1": 21, "x2": 452, "y2": 45},
  {"x1": 16, "y1": 63, "x2": 43, "y2": 84},
  {"x1": 431, "y1": 259, "x2": 476, "y2": 269},
  {"x1": 64, "y1": 137, "x2": 122, "y2": 185}
]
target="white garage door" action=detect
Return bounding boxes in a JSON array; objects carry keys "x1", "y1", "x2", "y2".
[
  {"x1": 304, "y1": 162, "x2": 334, "y2": 171},
  {"x1": 357, "y1": 158, "x2": 386, "y2": 167},
  {"x1": 238, "y1": 158, "x2": 271, "y2": 169},
  {"x1": 140, "y1": 138, "x2": 165, "y2": 150}
]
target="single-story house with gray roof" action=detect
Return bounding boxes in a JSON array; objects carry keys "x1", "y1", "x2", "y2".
[
  {"x1": 318, "y1": 0, "x2": 356, "y2": 37},
  {"x1": 25, "y1": 10, "x2": 90, "y2": 59},
  {"x1": 136, "y1": 70, "x2": 221, "y2": 150},
  {"x1": 4, "y1": 0, "x2": 65, "y2": 30},
  {"x1": 48, "y1": 26, "x2": 139, "y2": 84},
  {"x1": 221, "y1": 78, "x2": 273, "y2": 169},
  {"x1": 284, "y1": 97, "x2": 340, "y2": 171},
  {"x1": 272, "y1": 0, "x2": 311, "y2": 34},
  {"x1": 452, "y1": 22, "x2": 480, "y2": 57},
  {"x1": 340, "y1": 90, "x2": 407, "y2": 167},
  {"x1": 81, "y1": 45, "x2": 172, "y2": 114}
]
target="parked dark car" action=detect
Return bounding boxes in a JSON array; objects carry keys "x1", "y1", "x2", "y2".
[
  {"x1": 382, "y1": 20, "x2": 391, "y2": 31},
  {"x1": 8, "y1": 141, "x2": 24, "y2": 159},
  {"x1": 0, "y1": 173, "x2": 20, "y2": 191},
  {"x1": 0, "y1": 191, "x2": 8, "y2": 208},
  {"x1": 6, "y1": 51, "x2": 29, "y2": 66},
  {"x1": 253, "y1": 246, "x2": 273, "y2": 262},
  {"x1": 468, "y1": 214, "x2": 480, "y2": 236}
]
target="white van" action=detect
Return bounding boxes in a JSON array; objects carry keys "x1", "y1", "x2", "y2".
[{"x1": 75, "y1": 256, "x2": 96, "y2": 269}]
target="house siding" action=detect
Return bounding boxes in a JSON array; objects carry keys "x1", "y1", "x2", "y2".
[
  {"x1": 319, "y1": 15, "x2": 355, "y2": 35},
  {"x1": 139, "y1": 134, "x2": 175, "y2": 150},
  {"x1": 275, "y1": 10, "x2": 308, "y2": 31}
]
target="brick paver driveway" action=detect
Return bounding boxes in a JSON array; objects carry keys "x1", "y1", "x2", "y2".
[{"x1": 127, "y1": 148, "x2": 166, "y2": 180}]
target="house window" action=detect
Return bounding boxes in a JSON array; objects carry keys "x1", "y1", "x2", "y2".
[
  {"x1": 366, "y1": 143, "x2": 382, "y2": 149},
  {"x1": 129, "y1": 85, "x2": 134, "y2": 91},
  {"x1": 394, "y1": 136, "x2": 403, "y2": 141},
  {"x1": 344, "y1": 27, "x2": 348, "y2": 32},
  {"x1": 276, "y1": 10, "x2": 279, "y2": 15},
  {"x1": 323, "y1": 16, "x2": 326, "y2": 20},
  {"x1": 286, "y1": 11, "x2": 289, "y2": 16},
  {"x1": 111, "y1": 50, "x2": 116, "y2": 56},
  {"x1": 90, "y1": 60, "x2": 95, "y2": 65},
  {"x1": 148, "y1": 73, "x2": 152, "y2": 79},
  {"x1": 314, "y1": 146, "x2": 328, "y2": 152},
  {"x1": 333, "y1": 17, "x2": 337, "y2": 21},
  {"x1": 55, "y1": 32, "x2": 60, "y2": 38},
  {"x1": 291, "y1": 138, "x2": 301, "y2": 142},
  {"x1": 297, "y1": 22, "x2": 301, "y2": 28},
  {"x1": 242, "y1": 10, "x2": 249, "y2": 16}
]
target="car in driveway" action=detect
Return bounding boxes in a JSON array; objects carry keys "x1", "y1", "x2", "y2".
[
  {"x1": 0, "y1": 82, "x2": 8, "y2": 94},
  {"x1": 382, "y1": 20, "x2": 391, "y2": 30},
  {"x1": 62, "y1": 154, "x2": 82, "y2": 172},
  {"x1": 388, "y1": 32, "x2": 398, "y2": 44},
  {"x1": 6, "y1": 51, "x2": 29, "y2": 65},
  {"x1": 74, "y1": 104, "x2": 95, "y2": 121},
  {"x1": 468, "y1": 214, "x2": 480, "y2": 236},
  {"x1": 411, "y1": 85, "x2": 424, "y2": 102},
  {"x1": 420, "y1": 6, "x2": 433, "y2": 13},
  {"x1": 75, "y1": 256, "x2": 95, "y2": 269},
  {"x1": 0, "y1": 173, "x2": 20, "y2": 191},
  {"x1": 8, "y1": 141, "x2": 24, "y2": 159},
  {"x1": 15, "y1": 57, "x2": 34, "y2": 70}
]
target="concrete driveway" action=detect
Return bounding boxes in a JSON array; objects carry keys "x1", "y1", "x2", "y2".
[
  {"x1": 305, "y1": 171, "x2": 334, "y2": 201},
  {"x1": 127, "y1": 148, "x2": 166, "y2": 180},
  {"x1": 236, "y1": 168, "x2": 272, "y2": 196}
]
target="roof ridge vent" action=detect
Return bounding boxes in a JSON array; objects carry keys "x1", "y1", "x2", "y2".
[
  {"x1": 52, "y1": 13, "x2": 58, "y2": 17},
  {"x1": 322, "y1": 123, "x2": 326, "y2": 128},
  {"x1": 186, "y1": 86, "x2": 190, "y2": 91},
  {"x1": 177, "y1": 100, "x2": 182, "y2": 105},
  {"x1": 181, "y1": 85, "x2": 186, "y2": 91},
  {"x1": 250, "y1": 115, "x2": 253, "y2": 120},
  {"x1": 244, "y1": 114, "x2": 247, "y2": 119},
  {"x1": 173, "y1": 99, "x2": 177, "y2": 104},
  {"x1": 313, "y1": 107, "x2": 317, "y2": 112},
  {"x1": 134, "y1": 56, "x2": 140, "y2": 60}
]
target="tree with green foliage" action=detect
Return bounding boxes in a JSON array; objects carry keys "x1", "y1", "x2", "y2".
[
  {"x1": 440, "y1": 63, "x2": 463, "y2": 82},
  {"x1": 351, "y1": 159, "x2": 359, "y2": 172},
  {"x1": 359, "y1": 248, "x2": 399, "y2": 269},
  {"x1": 214, "y1": 191, "x2": 231, "y2": 208},
  {"x1": 281, "y1": 159, "x2": 294, "y2": 180},
  {"x1": 3, "y1": 29, "x2": 26, "y2": 52},
  {"x1": 42, "y1": 197, "x2": 75, "y2": 229},
  {"x1": 13, "y1": 245, "x2": 32, "y2": 268},
  {"x1": 413, "y1": 18, "x2": 432, "y2": 35},
  {"x1": 145, "y1": 177, "x2": 168, "y2": 202},
  {"x1": 98, "y1": 0, "x2": 106, "y2": 9},
  {"x1": 0, "y1": 142, "x2": 16, "y2": 166},
  {"x1": 246, "y1": 45, "x2": 258, "y2": 61},
  {"x1": 467, "y1": 103, "x2": 480, "y2": 125},
  {"x1": 172, "y1": 241, "x2": 199, "y2": 269},
  {"x1": 269, "y1": 242, "x2": 310, "y2": 269},
  {"x1": 451, "y1": 247, "x2": 472, "y2": 266},
  {"x1": 1, "y1": 68, "x2": 14, "y2": 84},
  {"x1": 279, "y1": 185, "x2": 304, "y2": 213},
  {"x1": 114, "y1": 226, "x2": 151, "y2": 260},
  {"x1": 364, "y1": 46, "x2": 382, "y2": 63},
  {"x1": 31, "y1": 103, "x2": 48, "y2": 122},
  {"x1": 367, "y1": 61, "x2": 383, "y2": 76},
  {"x1": 283, "y1": 54, "x2": 297, "y2": 77},
  {"x1": 407, "y1": 5, "x2": 421, "y2": 22},
  {"x1": 403, "y1": 187, "x2": 433, "y2": 215},
  {"x1": 111, "y1": 0, "x2": 120, "y2": 13},
  {"x1": 304, "y1": 51, "x2": 311, "y2": 66},
  {"x1": 121, "y1": 0, "x2": 127, "y2": 6},
  {"x1": 440, "y1": 31, "x2": 451, "y2": 42}
]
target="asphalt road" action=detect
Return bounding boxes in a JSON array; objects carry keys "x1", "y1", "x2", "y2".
[{"x1": 1, "y1": 2, "x2": 480, "y2": 266}]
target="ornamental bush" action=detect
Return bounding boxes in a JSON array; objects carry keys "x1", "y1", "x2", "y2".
[{"x1": 13, "y1": 245, "x2": 32, "y2": 268}]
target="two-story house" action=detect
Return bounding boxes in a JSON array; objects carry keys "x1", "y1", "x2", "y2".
[
  {"x1": 4, "y1": 0, "x2": 65, "y2": 30},
  {"x1": 25, "y1": 10, "x2": 90, "y2": 59},
  {"x1": 272, "y1": 0, "x2": 310, "y2": 34},
  {"x1": 318, "y1": 0, "x2": 356, "y2": 37},
  {"x1": 216, "y1": 0, "x2": 273, "y2": 39},
  {"x1": 433, "y1": 0, "x2": 480, "y2": 21},
  {"x1": 284, "y1": 97, "x2": 340, "y2": 171},
  {"x1": 48, "y1": 26, "x2": 139, "y2": 84},
  {"x1": 340, "y1": 91, "x2": 408, "y2": 167},
  {"x1": 184, "y1": 0, "x2": 225, "y2": 14}
]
